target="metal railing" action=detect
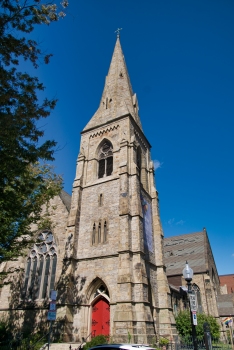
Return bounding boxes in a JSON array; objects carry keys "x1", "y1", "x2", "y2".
[{"x1": 166, "y1": 338, "x2": 233, "y2": 350}]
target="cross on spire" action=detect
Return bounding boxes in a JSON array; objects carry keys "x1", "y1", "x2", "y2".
[{"x1": 115, "y1": 28, "x2": 122, "y2": 38}]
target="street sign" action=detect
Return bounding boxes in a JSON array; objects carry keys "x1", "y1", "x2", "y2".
[
  {"x1": 47, "y1": 311, "x2": 57, "y2": 321},
  {"x1": 50, "y1": 290, "x2": 57, "y2": 301},
  {"x1": 192, "y1": 311, "x2": 197, "y2": 326},
  {"x1": 189, "y1": 293, "x2": 197, "y2": 312},
  {"x1": 49, "y1": 301, "x2": 56, "y2": 311}
]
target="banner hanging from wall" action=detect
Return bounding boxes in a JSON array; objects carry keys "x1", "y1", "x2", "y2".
[{"x1": 140, "y1": 191, "x2": 153, "y2": 253}]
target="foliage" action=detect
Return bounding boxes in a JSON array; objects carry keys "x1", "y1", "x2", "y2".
[
  {"x1": 83, "y1": 335, "x2": 109, "y2": 350},
  {"x1": 175, "y1": 310, "x2": 220, "y2": 341},
  {"x1": 159, "y1": 337, "x2": 169, "y2": 346},
  {"x1": 128, "y1": 331, "x2": 132, "y2": 343},
  {"x1": 0, "y1": 163, "x2": 62, "y2": 265},
  {"x1": 0, "y1": 0, "x2": 67, "y2": 264},
  {"x1": 0, "y1": 317, "x2": 11, "y2": 344},
  {"x1": 0, "y1": 315, "x2": 61, "y2": 349},
  {"x1": 20, "y1": 331, "x2": 47, "y2": 350}
]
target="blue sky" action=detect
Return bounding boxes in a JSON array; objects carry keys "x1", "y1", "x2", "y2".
[{"x1": 27, "y1": 0, "x2": 234, "y2": 275}]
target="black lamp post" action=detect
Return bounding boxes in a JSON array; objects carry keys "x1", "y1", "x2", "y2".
[{"x1": 183, "y1": 261, "x2": 198, "y2": 350}]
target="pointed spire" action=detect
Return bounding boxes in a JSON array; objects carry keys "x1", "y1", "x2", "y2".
[{"x1": 83, "y1": 37, "x2": 142, "y2": 131}]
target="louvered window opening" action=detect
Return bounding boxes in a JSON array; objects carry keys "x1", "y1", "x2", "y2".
[
  {"x1": 23, "y1": 230, "x2": 57, "y2": 300},
  {"x1": 92, "y1": 221, "x2": 108, "y2": 245},
  {"x1": 98, "y1": 142, "x2": 113, "y2": 178}
]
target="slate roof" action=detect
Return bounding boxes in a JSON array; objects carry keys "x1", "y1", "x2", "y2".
[
  {"x1": 59, "y1": 190, "x2": 71, "y2": 212},
  {"x1": 164, "y1": 231, "x2": 208, "y2": 276},
  {"x1": 83, "y1": 37, "x2": 142, "y2": 132},
  {"x1": 217, "y1": 294, "x2": 234, "y2": 316}
]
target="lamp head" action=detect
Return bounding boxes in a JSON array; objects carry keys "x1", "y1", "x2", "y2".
[{"x1": 182, "y1": 261, "x2": 194, "y2": 282}]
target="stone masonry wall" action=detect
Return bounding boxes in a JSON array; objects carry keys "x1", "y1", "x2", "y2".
[{"x1": 0, "y1": 194, "x2": 70, "y2": 337}]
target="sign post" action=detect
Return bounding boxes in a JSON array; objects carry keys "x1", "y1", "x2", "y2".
[
  {"x1": 47, "y1": 290, "x2": 57, "y2": 350},
  {"x1": 189, "y1": 293, "x2": 197, "y2": 312},
  {"x1": 192, "y1": 311, "x2": 197, "y2": 326},
  {"x1": 188, "y1": 291, "x2": 198, "y2": 350}
]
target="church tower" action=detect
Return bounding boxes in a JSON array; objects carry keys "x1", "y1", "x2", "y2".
[{"x1": 66, "y1": 36, "x2": 176, "y2": 343}]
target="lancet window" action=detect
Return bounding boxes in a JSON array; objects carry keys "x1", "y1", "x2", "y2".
[
  {"x1": 91, "y1": 221, "x2": 108, "y2": 245},
  {"x1": 98, "y1": 141, "x2": 113, "y2": 178},
  {"x1": 92, "y1": 224, "x2": 96, "y2": 244},
  {"x1": 98, "y1": 223, "x2": 101, "y2": 243},
  {"x1": 191, "y1": 283, "x2": 202, "y2": 313},
  {"x1": 23, "y1": 230, "x2": 57, "y2": 300},
  {"x1": 137, "y1": 146, "x2": 142, "y2": 181},
  {"x1": 103, "y1": 221, "x2": 107, "y2": 242},
  {"x1": 99, "y1": 194, "x2": 103, "y2": 206}
]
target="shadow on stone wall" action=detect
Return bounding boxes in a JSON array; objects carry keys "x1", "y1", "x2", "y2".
[
  {"x1": 2, "y1": 257, "x2": 86, "y2": 344},
  {"x1": 56, "y1": 258, "x2": 86, "y2": 342}
]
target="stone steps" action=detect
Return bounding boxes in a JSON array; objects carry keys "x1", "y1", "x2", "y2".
[{"x1": 41, "y1": 343, "x2": 81, "y2": 350}]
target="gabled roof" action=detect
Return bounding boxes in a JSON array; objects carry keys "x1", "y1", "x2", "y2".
[
  {"x1": 164, "y1": 231, "x2": 208, "y2": 276},
  {"x1": 83, "y1": 37, "x2": 142, "y2": 132},
  {"x1": 59, "y1": 190, "x2": 71, "y2": 212}
]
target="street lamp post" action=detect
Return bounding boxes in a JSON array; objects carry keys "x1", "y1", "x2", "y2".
[{"x1": 183, "y1": 261, "x2": 198, "y2": 350}]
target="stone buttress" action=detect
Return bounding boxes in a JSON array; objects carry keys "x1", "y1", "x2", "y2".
[{"x1": 65, "y1": 37, "x2": 176, "y2": 343}]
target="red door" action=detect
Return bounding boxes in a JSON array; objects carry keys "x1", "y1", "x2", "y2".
[{"x1": 91, "y1": 296, "x2": 110, "y2": 336}]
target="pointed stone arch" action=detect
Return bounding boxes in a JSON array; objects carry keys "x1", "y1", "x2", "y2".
[
  {"x1": 22, "y1": 229, "x2": 58, "y2": 300},
  {"x1": 96, "y1": 138, "x2": 114, "y2": 158},
  {"x1": 96, "y1": 139, "x2": 113, "y2": 178},
  {"x1": 192, "y1": 283, "x2": 202, "y2": 313},
  {"x1": 87, "y1": 278, "x2": 110, "y2": 337},
  {"x1": 87, "y1": 277, "x2": 110, "y2": 303}
]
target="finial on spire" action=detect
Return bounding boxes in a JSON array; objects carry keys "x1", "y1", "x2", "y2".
[{"x1": 115, "y1": 28, "x2": 122, "y2": 38}]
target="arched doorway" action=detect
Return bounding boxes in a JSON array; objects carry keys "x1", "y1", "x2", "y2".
[
  {"x1": 92, "y1": 296, "x2": 110, "y2": 336},
  {"x1": 91, "y1": 285, "x2": 110, "y2": 337}
]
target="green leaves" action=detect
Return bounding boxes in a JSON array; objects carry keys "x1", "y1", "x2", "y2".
[
  {"x1": 0, "y1": 0, "x2": 66, "y2": 267},
  {"x1": 0, "y1": 163, "x2": 63, "y2": 262},
  {"x1": 175, "y1": 310, "x2": 220, "y2": 341}
]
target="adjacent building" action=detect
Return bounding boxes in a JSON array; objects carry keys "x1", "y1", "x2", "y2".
[{"x1": 164, "y1": 229, "x2": 220, "y2": 319}]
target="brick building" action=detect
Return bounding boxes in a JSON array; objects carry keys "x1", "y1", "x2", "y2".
[{"x1": 219, "y1": 274, "x2": 234, "y2": 294}]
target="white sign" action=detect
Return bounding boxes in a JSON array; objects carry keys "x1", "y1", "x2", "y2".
[
  {"x1": 192, "y1": 311, "x2": 197, "y2": 326},
  {"x1": 47, "y1": 311, "x2": 57, "y2": 321},
  {"x1": 189, "y1": 293, "x2": 197, "y2": 312}
]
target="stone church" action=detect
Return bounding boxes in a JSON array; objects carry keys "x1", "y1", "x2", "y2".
[{"x1": 0, "y1": 37, "x2": 176, "y2": 343}]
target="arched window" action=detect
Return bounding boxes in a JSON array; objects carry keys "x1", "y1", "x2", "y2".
[
  {"x1": 35, "y1": 256, "x2": 43, "y2": 299},
  {"x1": 23, "y1": 230, "x2": 57, "y2": 300},
  {"x1": 99, "y1": 194, "x2": 103, "y2": 207},
  {"x1": 137, "y1": 146, "x2": 141, "y2": 169},
  {"x1": 50, "y1": 255, "x2": 57, "y2": 291},
  {"x1": 92, "y1": 224, "x2": 96, "y2": 245},
  {"x1": 137, "y1": 146, "x2": 141, "y2": 181},
  {"x1": 23, "y1": 258, "x2": 31, "y2": 298},
  {"x1": 98, "y1": 141, "x2": 113, "y2": 178},
  {"x1": 192, "y1": 283, "x2": 202, "y2": 313},
  {"x1": 41, "y1": 255, "x2": 50, "y2": 299},
  {"x1": 98, "y1": 223, "x2": 101, "y2": 243},
  {"x1": 28, "y1": 256, "x2": 37, "y2": 299},
  {"x1": 103, "y1": 221, "x2": 107, "y2": 242}
]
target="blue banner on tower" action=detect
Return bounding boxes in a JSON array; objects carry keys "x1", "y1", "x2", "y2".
[{"x1": 140, "y1": 191, "x2": 153, "y2": 252}]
